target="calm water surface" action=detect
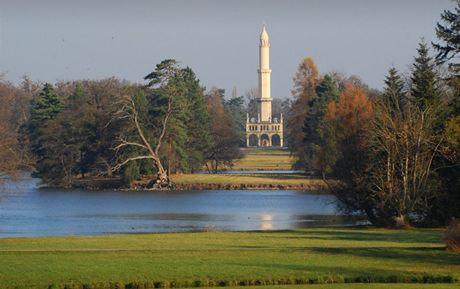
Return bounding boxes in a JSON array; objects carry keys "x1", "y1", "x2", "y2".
[{"x1": 0, "y1": 176, "x2": 355, "y2": 237}]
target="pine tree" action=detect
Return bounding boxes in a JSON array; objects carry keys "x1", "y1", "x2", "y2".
[
  {"x1": 411, "y1": 41, "x2": 440, "y2": 110},
  {"x1": 314, "y1": 74, "x2": 340, "y2": 111},
  {"x1": 433, "y1": 0, "x2": 460, "y2": 75},
  {"x1": 382, "y1": 67, "x2": 406, "y2": 116},
  {"x1": 181, "y1": 67, "x2": 212, "y2": 172},
  {"x1": 28, "y1": 83, "x2": 64, "y2": 159},
  {"x1": 302, "y1": 74, "x2": 339, "y2": 171},
  {"x1": 29, "y1": 83, "x2": 64, "y2": 133},
  {"x1": 224, "y1": 96, "x2": 246, "y2": 146}
]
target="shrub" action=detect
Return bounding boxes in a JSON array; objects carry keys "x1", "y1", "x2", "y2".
[{"x1": 444, "y1": 218, "x2": 460, "y2": 252}]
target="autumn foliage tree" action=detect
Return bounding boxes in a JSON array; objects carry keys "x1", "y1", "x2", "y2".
[
  {"x1": 318, "y1": 83, "x2": 376, "y2": 222},
  {"x1": 0, "y1": 78, "x2": 32, "y2": 178},
  {"x1": 287, "y1": 57, "x2": 319, "y2": 167},
  {"x1": 321, "y1": 67, "x2": 451, "y2": 227},
  {"x1": 205, "y1": 88, "x2": 243, "y2": 172}
]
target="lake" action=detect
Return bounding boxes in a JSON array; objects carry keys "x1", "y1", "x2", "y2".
[{"x1": 0, "y1": 176, "x2": 358, "y2": 237}]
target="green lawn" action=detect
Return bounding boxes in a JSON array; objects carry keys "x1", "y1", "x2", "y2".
[
  {"x1": 209, "y1": 285, "x2": 459, "y2": 289},
  {"x1": 0, "y1": 228, "x2": 458, "y2": 289},
  {"x1": 232, "y1": 148, "x2": 294, "y2": 170}
]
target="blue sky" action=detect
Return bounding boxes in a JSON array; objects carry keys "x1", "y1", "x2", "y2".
[{"x1": 0, "y1": 0, "x2": 455, "y2": 98}]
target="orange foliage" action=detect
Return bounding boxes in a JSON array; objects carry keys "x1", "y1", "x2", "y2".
[
  {"x1": 325, "y1": 83, "x2": 374, "y2": 130},
  {"x1": 288, "y1": 57, "x2": 320, "y2": 160}
]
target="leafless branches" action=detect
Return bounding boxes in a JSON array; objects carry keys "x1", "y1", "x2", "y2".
[{"x1": 111, "y1": 94, "x2": 172, "y2": 187}]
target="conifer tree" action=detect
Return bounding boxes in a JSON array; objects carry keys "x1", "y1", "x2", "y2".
[
  {"x1": 224, "y1": 96, "x2": 246, "y2": 146},
  {"x1": 29, "y1": 83, "x2": 64, "y2": 133},
  {"x1": 303, "y1": 74, "x2": 339, "y2": 171},
  {"x1": 433, "y1": 0, "x2": 460, "y2": 75},
  {"x1": 28, "y1": 83, "x2": 64, "y2": 157},
  {"x1": 181, "y1": 67, "x2": 212, "y2": 172},
  {"x1": 411, "y1": 41, "x2": 440, "y2": 110},
  {"x1": 382, "y1": 67, "x2": 406, "y2": 116},
  {"x1": 145, "y1": 60, "x2": 189, "y2": 174}
]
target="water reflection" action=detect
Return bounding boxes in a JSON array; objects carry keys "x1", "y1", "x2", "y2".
[
  {"x1": 260, "y1": 213, "x2": 273, "y2": 230},
  {"x1": 0, "y1": 176, "x2": 361, "y2": 237}
]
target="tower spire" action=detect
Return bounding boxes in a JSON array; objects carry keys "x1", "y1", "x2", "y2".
[{"x1": 260, "y1": 24, "x2": 269, "y2": 46}]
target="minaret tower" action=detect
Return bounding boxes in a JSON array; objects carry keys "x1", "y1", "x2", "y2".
[
  {"x1": 245, "y1": 25, "x2": 284, "y2": 148},
  {"x1": 259, "y1": 25, "x2": 272, "y2": 122}
]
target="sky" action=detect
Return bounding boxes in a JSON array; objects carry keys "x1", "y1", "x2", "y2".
[{"x1": 0, "y1": 0, "x2": 456, "y2": 98}]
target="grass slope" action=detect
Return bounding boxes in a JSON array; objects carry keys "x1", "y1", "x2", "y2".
[
  {"x1": 232, "y1": 148, "x2": 294, "y2": 170},
  {"x1": 0, "y1": 228, "x2": 459, "y2": 288}
]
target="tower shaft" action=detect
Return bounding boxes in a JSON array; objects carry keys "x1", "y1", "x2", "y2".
[{"x1": 259, "y1": 25, "x2": 272, "y2": 122}]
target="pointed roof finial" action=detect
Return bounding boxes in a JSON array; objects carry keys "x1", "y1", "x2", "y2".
[{"x1": 260, "y1": 24, "x2": 269, "y2": 44}]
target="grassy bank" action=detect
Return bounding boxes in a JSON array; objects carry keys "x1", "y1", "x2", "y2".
[
  {"x1": 0, "y1": 228, "x2": 459, "y2": 289},
  {"x1": 232, "y1": 148, "x2": 294, "y2": 170},
  {"x1": 170, "y1": 173, "x2": 326, "y2": 190}
]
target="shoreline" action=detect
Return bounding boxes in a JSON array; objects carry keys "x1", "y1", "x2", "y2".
[
  {"x1": 169, "y1": 182, "x2": 327, "y2": 191},
  {"x1": 70, "y1": 174, "x2": 329, "y2": 191}
]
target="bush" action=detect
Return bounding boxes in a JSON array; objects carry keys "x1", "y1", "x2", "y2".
[{"x1": 444, "y1": 218, "x2": 460, "y2": 252}]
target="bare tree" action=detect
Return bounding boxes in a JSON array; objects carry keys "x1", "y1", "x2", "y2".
[
  {"x1": 111, "y1": 93, "x2": 172, "y2": 188},
  {"x1": 244, "y1": 87, "x2": 259, "y2": 119},
  {"x1": 366, "y1": 100, "x2": 445, "y2": 226},
  {"x1": 0, "y1": 78, "x2": 31, "y2": 180}
]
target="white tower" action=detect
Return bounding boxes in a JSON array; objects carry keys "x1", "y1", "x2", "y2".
[
  {"x1": 246, "y1": 25, "x2": 284, "y2": 148},
  {"x1": 259, "y1": 25, "x2": 272, "y2": 122}
]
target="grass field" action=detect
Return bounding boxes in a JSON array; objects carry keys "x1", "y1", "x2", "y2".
[
  {"x1": 172, "y1": 148, "x2": 307, "y2": 189},
  {"x1": 232, "y1": 148, "x2": 294, "y2": 170},
  {"x1": 171, "y1": 173, "x2": 322, "y2": 186},
  {"x1": 0, "y1": 228, "x2": 459, "y2": 289},
  {"x1": 200, "y1": 285, "x2": 460, "y2": 289}
]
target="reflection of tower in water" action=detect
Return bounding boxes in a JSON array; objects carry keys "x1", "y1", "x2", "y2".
[{"x1": 260, "y1": 213, "x2": 273, "y2": 230}]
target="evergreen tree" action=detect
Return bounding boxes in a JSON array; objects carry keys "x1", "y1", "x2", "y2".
[
  {"x1": 29, "y1": 83, "x2": 64, "y2": 133},
  {"x1": 302, "y1": 74, "x2": 339, "y2": 172},
  {"x1": 145, "y1": 62, "x2": 189, "y2": 174},
  {"x1": 28, "y1": 83, "x2": 64, "y2": 162},
  {"x1": 224, "y1": 96, "x2": 246, "y2": 146},
  {"x1": 432, "y1": 1, "x2": 460, "y2": 222},
  {"x1": 433, "y1": 0, "x2": 460, "y2": 75},
  {"x1": 314, "y1": 74, "x2": 340, "y2": 111},
  {"x1": 411, "y1": 41, "x2": 440, "y2": 110},
  {"x1": 144, "y1": 60, "x2": 210, "y2": 174},
  {"x1": 382, "y1": 67, "x2": 406, "y2": 116},
  {"x1": 181, "y1": 67, "x2": 212, "y2": 172}
]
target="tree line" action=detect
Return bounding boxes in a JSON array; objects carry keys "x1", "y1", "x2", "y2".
[
  {"x1": 0, "y1": 60, "x2": 255, "y2": 187},
  {"x1": 286, "y1": 3, "x2": 460, "y2": 227}
]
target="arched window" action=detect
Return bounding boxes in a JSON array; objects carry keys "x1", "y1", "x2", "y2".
[
  {"x1": 260, "y1": 134, "x2": 270, "y2": 147},
  {"x1": 249, "y1": 134, "x2": 258, "y2": 146},
  {"x1": 271, "y1": 134, "x2": 281, "y2": 147}
]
